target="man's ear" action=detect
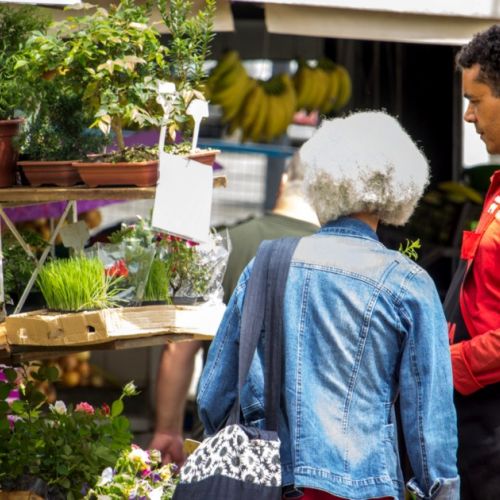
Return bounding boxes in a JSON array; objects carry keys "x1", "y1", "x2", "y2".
[{"x1": 277, "y1": 173, "x2": 288, "y2": 198}]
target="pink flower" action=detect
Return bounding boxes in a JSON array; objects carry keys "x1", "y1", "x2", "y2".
[
  {"x1": 101, "y1": 403, "x2": 110, "y2": 415},
  {"x1": 75, "y1": 402, "x2": 95, "y2": 414},
  {"x1": 141, "y1": 468, "x2": 151, "y2": 478}
]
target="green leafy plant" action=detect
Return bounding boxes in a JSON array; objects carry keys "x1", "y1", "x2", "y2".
[
  {"x1": 19, "y1": 85, "x2": 109, "y2": 161},
  {"x1": 16, "y1": 0, "x2": 216, "y2": 159},
  {"x1": 3, "y1": 230, "x2": 47, "y2": 304},
  {"x1": 144, "y1": 258, "x2": 172, "y2": 304},
  {"x1": 109, "y1": 218, "x2": 212, "y2": 302},
  {"x1": 0, "y1": 363, "x2": 138, "y2": 499},
  {"x1": 16, "y1": 0, "x2": 170, "y2": 153},
  {"x1": 398, "y1": 238, "x2": 421, "y2": 261},
  {"x1": 158, "y1": 0, "x2": 216, "y2": 140},
  {"x1": 86, "y1": 445, "x2": 178, "y2": 499},
  {"x1": 0, "y1": 5, "x2": 49, "y2": 119},
  {"x1": 37, "y1": 257, "x2": 124, "y2": 311}
]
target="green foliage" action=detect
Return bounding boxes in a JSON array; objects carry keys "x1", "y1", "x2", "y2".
[
  {"x1": 17, "y1": 0, "x2": 170, "y2": 151},
  {"x1": 144, "y1": 258, "x2": 172, "y2": 303},
  {"x1": 161, "y1": 236, "x2": 210, "y2": 297},
  {"x1": 160, "y1": 0, "x2": 215, "y2": 90},
  {"x1": 3, "y1": 230, "x2": 47, "y2": 303},
  {"x1": 0, "y1": 5, "x2": 50, "y2": 119},
  {"x1": 0, "y1": 364, "x2": 138, "y2": 498},
  {"x1": 37, "y1": 257, "x2": 124, "y2": 311},
  {"x1": 109, "y1": 217, "x2": 211, "y2": 301},
  {"x1": 15, "y1": 0, "x2": 216, "y2": 152},
  {"x1": 158, "y1": 0, "x2": 216, "y2": 139},
  {"x1": 19, "y1": 86, "x2": 109, "y2": 161},
  {"x1": 86, "y1": 445, "x2": 178, "y2": 499},
  {"x1": 398, "y1": 238, "x2": 421, "y2": 261}
]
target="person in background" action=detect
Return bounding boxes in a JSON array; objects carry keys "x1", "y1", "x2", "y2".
[
  {"x1": 445, "y1": 24, "x2": 500, "y2": 499},
  {"x1": 198, "y1": 111, "x2": 459, "y2": 500},
  {"x1": 148, "y1": 153, "x2": 319, "y2": 465}
]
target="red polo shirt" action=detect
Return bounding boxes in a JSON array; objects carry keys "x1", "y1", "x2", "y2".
[{"x1": 451, "y1": 170, "x2": 500, "y2": 395}]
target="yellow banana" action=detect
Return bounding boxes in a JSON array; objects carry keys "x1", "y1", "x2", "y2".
[
  {"x1": 332, "y1": 64, "x2": 352, "y2": 111},
  {"x1": 212, "y1": 61, "x2": 247, "y2": 95},
  {"x1": 320, "y1": 67, "x2": 341, "y2": 114},
  {"x1": 206, "y1": 50, "x2": 240, "y2": 89},
  {"x1": 303, "y1": 65, "x2": 320, "y2": 112},
  {"x1": 310, "y1": 68, "x2": 331, "y2": 112},
  {"x1": 250, "y1": 92, "x2": 270, "y2": 143},
  {"x1": 211, "y1": 65, "x2": 247, "y2": 105},
  {"x1": 239, "y1": 84, "x2": 265, "y2": 137},
  {"x1": 262, "y1": 93, "x2": 279, "y2": 142},
  {"x1": 294, "y1": 64, "x2": 312, "y2": 110},
  {"x1": 217, "y1": 75, "x2": 256, "y2": 123}
]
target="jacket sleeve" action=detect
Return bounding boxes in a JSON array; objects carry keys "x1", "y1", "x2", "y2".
[
  {"x1": 398, "y1": 268, "x2": 460, "y2": 500},
  {"x1": 451, "y1": 327, "x2": 500, "y2": 395},
  {"x1": 196, "y1": 265, "x2": 250, "y2": 435}
]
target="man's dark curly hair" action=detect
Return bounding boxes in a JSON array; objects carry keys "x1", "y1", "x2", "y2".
[{"x1": 456, "y1": 24, "x2": 500, "y2": 97}]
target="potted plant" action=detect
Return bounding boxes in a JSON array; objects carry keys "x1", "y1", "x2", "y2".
[
  {"x1": 108, "y1": 217, "x2": 229, "y2": 304},
  {"x1": 0, "y1": 363, "x2": 138, "y2": 499},
  {"x1": 0, "y1": 5, "x2": 49, "y2": 187},
  {"x1": 36, "y1": 256, "x2": 125, "y2": 312},
  {"x1": 17, "y1": 0, "x2": 217, "y2": 187},
  {"x1": 17, "y1": 84, "x2": 109, "y2": 187}
]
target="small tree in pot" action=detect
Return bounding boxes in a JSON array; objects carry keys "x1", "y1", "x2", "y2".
[
  {"x1": 0, "y1": 5, "x2": 49, "y2": 187},
  {"x1": 18, "y1": 0, "x2": 216, "y2": 160}
]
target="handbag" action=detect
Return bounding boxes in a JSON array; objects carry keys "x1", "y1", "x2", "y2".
[{"x1": 173, "y1": 237, "x2": 300, "y2": 500}]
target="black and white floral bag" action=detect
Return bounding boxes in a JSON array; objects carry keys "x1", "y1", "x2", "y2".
[{"x1": 173, "y1": 238, "x2": 300, "y2": 500}]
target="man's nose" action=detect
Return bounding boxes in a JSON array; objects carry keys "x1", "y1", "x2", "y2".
[{"x1": 464, "y1": 103, "x2": 476, "y2": 123}]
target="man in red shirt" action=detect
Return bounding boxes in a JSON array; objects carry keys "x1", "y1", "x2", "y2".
[{"x1": 446, "y1": 24, "x2": 500, "y2": 500}]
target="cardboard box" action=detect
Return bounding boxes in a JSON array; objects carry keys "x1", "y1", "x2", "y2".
[{"x1": 5, "y1": 303, "x2": 225, "y2": 347}]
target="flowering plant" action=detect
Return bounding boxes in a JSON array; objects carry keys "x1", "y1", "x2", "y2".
[
  {"x1": 0, "y1": 363, "x2": 138, "y2": 499},
  {"x1": 109, "y1": 216, "x2": 228, "y2": 304},
  {"x1": 86, "y1": 445, "x2": 178, "y2": 499}
]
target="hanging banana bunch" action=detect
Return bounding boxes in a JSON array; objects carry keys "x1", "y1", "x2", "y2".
[{"x1": 293, "y1": 58, "x2": 352, "y2": 114}]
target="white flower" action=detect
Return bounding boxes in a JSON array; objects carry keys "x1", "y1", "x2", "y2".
[
  {"x1": 123, "y1": 381, "x2": 138, "y2": 397},
  {"x1": 50, "y1": 400, "x2": 67, "y2": 414},
  {"x1": 98, "y1": 467, "x2": 114, "y2": 486},
  {"x1": 128, "y1": 446, "x2": 150, "y2": 466},
  {"x1": 149, "y1": 486, "x2": 163, "y2": 500}
]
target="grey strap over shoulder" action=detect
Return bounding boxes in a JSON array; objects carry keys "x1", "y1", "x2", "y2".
[{"x1": 227, "y1": 237, "x2": 300, "y2": 431}]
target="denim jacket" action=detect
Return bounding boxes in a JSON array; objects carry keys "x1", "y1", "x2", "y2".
[{"x1": 198, "y1": 217, "x2": 459, "y2": 500}]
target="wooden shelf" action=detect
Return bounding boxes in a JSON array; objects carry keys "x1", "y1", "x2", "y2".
[
  {"x1": 0, "y1": 176, "x2": 227, "y2": 204},
  {"x1": 1, "y1": 331, "x2": 208, "y2": 363}
]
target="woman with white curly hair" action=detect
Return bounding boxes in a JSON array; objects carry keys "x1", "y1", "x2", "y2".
[{"x1": 198, "y1": 111, "x2": 459, "y2": 500}]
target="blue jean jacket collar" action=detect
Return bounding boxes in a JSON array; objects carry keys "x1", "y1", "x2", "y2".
[{"x1": 320, "y1": 216, "x2": 380, "y2": 242}]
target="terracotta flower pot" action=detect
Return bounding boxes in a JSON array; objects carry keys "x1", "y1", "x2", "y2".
[
  {"x1": 73, "y1": 160, "x2": 159, "y2": 187},
  {"x1": 0, "y1": 118, "x2": 23, "y2": 188},
  {"x1": 18, "y1": 160, "x2": 82, "y2": 187},
  {"x1": 186, "y1": 149, "x2": 219, "y2": 166},
  {"x1": 73, "y1": 150, "x2": 220, "y2": 188}
]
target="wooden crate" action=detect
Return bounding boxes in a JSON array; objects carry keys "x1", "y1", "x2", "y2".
[{"x1": 5, "y1": 303, "x2": 225, "y2": 347}]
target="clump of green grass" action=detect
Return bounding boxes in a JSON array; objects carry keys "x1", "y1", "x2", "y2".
[
  {"x1": 37, "y1": 257, "x2": 124, "y2": 312},
  {"x1": 144, "y1": 258, "x2": 172, "y2": 304}
]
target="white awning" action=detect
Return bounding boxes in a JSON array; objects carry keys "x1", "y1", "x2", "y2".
[{"x1": 237, "y1": 0, "x2": 500, "y2": 45}]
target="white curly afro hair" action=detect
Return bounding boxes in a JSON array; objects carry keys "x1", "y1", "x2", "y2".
[{"x1": 299, "y1": 111, "x2": 430, "y2": 226}]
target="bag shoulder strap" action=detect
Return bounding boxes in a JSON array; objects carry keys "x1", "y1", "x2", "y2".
[
  {"x1": 264, "y1": 237, "x2": 300, "y2": 431},
  {"x1": 227, "y1": 237, "x2": 300, "y2": 429}
]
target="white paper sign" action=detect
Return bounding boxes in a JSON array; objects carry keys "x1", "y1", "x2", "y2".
[{"x1": 151, "y1": 153, "x2": 213, "y2": 243}]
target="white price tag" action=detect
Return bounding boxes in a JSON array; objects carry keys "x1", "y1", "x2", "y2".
[{"x1": 151, "y1": 153, "x2": 213, "y2": 243}]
